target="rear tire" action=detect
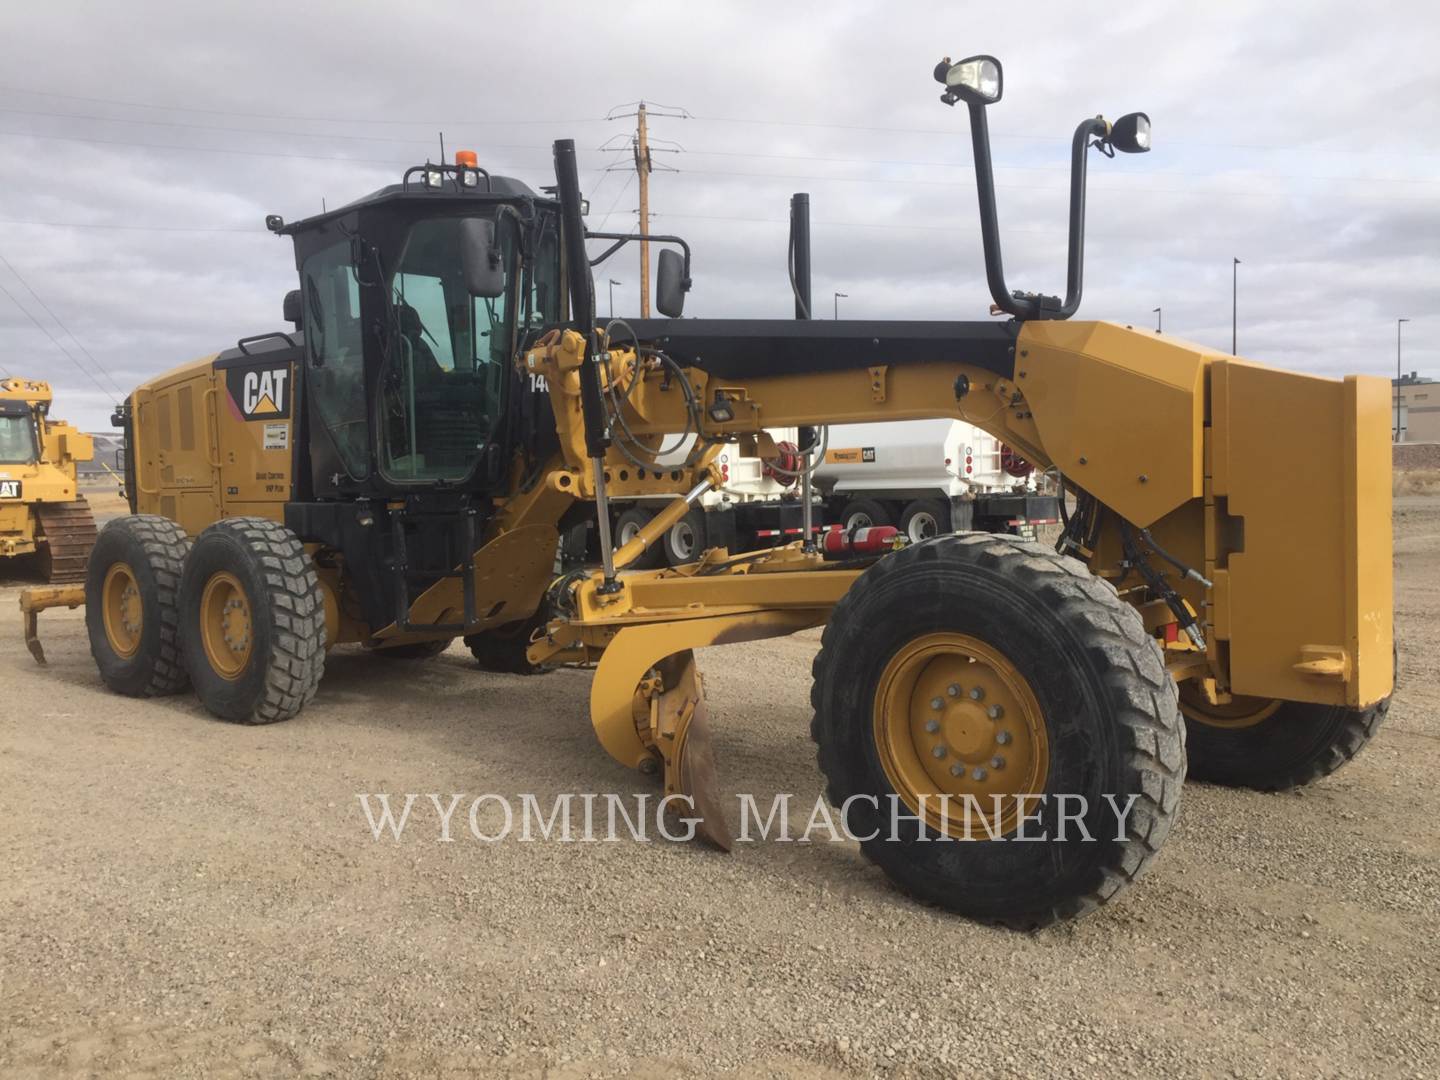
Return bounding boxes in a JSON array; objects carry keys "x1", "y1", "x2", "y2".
[
  {"x1": 810, "y1": 533, "x2": 1184, "y2": 928},
  {"x1": 1182, "y1": 686, "x2": 1391, "y2": 791},
  {"x1": 899, "y1": 498, "x2": 951, "y2": 543},
  {"x1": 85, "y1": 515, "x2": 191, "y2": 697},
  {"x1": 839, "y1": 498, "x2": 893, "y2": 531},
  {"x1": 178, "y1": 518, "x2": 325, "y2": 725}
]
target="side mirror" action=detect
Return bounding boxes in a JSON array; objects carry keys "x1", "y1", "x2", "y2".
[
  {"x1": 655, "y1": 248, "x2": 689, "y2": 318},
  {"x1": 460, "y1": 218, "x2": 506, "y2": 298},
  {"x1": 282, "y1": 289, "x2": 302, "y2": 327}
]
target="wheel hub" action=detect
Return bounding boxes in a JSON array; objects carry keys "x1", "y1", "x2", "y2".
[
  {"x1": 200, "y1": 571, "x2": 254, "y2": 680},
  {"x1": 875, "y1": 632, "x2": 1048, "y2": 838},
  {"x1": 101, "y1": 562, "x2": 143, "y2": 659}
]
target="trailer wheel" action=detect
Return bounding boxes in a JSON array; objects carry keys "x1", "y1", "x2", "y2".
[
  {"x1": 614, "y1": 507, "x2": 664, "y2": 570},
  {"x1": 465, "y1": 612, "x2": 552, "y2": 676},
  {"x1": 85, "y1": 515, "x2": 191, "y2": 697},
  {"x1": 663, "y1": 507, "x2": 708, "y2": 567},
  {"x1": 839, "y1": 498, "x2": 893, "y2": 531},
  {"x1": 899, "y1": 498, "x2": 952, "y2": 542},
  {"x1": 178, "y1": 518, "x2": 325, "y2": 725},
  {"x1": 1181, "y1": 679, "x2": 1391, "y2": 791},
  {"x1": 810, "y1": 533, "x2": 1184, "y2": 928}
]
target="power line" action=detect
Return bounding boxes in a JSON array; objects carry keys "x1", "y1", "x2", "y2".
[
  {"x1": 0, "y1": 218, "x2": 265, "y2": 233},
  {"x1": 0, "y1": 249, "x2": 126, "y2": 397},
  {"x1": 0, "y1": 271, "x2": 117, "y2": 402},
  {"x1": 4, "y1": 126, "x2": 1430, "y2": 202},
  {"x1": 591, "y1": 173, "x2": 635, "y2": 232},
  {"x1": 6, "y1": 83, "x2": 1435, "y2": 159},
  {"x1": 0, "y1": 85, "x2": 604, "y2": 127}
]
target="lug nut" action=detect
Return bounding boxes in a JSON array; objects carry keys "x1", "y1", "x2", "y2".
[
  {"x1": 931, "y1": 746, "x2": 947, "y2": 759},
  {"x1": 991, "y1": 756, "x2": 1006, "y2": 769},
  {"x1": 946, "y1": 683, "x2": 961, "y2": 697},
  {"x1": 969, "y1": 687, "x2": 985, "y2": 701},
  {"x1": 930, "y1": 697, "x2": 944, "y2": 710},
  {"x1": 987, "y1": 704, "x2": 1004, "y2": 720},
  {"x1": 996, "y1": 730, "x2": 1013, "y2": 746},
  {"x1": 972, "y1": 767, "x2": 988, "y2": 781},
  {"x1": 949, "y1": 763, "x2": 965, "y2": 777},
  {"x1": 925, "y1": 719, "x2": 940, "y2": 734}
]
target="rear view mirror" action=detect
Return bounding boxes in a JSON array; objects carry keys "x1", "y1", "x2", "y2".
[
  {"x1": 655, "y1": 248, "x2": 689, "y2": 318},
  {"x1": 460, "y1": 218, "x2": 505, "y2": 298},
  {"x1": 282, "y1": 289, "x2": 302, "y2": 327}
]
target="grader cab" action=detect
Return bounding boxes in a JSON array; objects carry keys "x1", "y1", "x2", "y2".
[{"x1": 21, "y1": 56, "x2": 1393, "y2": 927}]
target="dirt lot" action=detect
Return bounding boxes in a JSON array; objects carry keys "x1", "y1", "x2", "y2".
[{"x1": 2, "y1": 499, "x2": 1438, "y2": 1079}]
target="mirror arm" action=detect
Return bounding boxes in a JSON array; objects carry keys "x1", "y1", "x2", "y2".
[
  {"x1": 586, "y1": 231, "x2": 692, "y2": 284},
  {"x1": 1057, "y1": 117, "x2": 1108, "y2": 319},
  {"x1": 967, "y1": 102, "x2": 1037, "y2": 320}
]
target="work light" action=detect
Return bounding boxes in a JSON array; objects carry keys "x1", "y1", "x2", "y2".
[
  {"x1": 1109, "y1": 112, "x2": 1151, "y2": 154},
  {"x1": 935, "y1": 55, "x2": 1003, "y2": 106}
]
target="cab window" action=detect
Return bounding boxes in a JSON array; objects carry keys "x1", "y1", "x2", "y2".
[
  {"x1": 301, "y1": 239, "x2": 369, "y2": 479},
  {"x1": 381, "y1": 215, "x2": 515, "y2": 482}
]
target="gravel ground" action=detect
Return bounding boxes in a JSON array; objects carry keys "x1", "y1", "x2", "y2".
[{"x1": 2, "y1": 499, "x2": 1438, "y2": 1079}]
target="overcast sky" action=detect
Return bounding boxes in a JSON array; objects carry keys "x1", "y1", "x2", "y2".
[{"x1": 0, "y1": 0, "x2": 1436, "y2": 430}]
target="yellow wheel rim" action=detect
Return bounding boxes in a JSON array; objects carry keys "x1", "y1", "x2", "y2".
[
  {"x1": 200, "y1": 571, "x2": 254, "y2": 680},
  {"x1": 874, "y1": 632, "x2": 1049, "y2": 839},
  {"x1": 102, "y1": 562, "x2": 143, "y2": 659},
  {"x1": 1178, "y1": 683, "x2": 1281, "y2": 730}
]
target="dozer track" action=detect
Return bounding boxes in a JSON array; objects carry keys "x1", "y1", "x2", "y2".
[{"x1": 35, "y1": 498, "x2": 98, "y2": 584}]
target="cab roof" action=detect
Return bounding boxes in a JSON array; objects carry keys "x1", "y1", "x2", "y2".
[{"x1": 276, "y1": 171, "x2": 549, "y2": 236}]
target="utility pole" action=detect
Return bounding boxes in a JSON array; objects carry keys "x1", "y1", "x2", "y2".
[
  {"x1": 609, "y1": 279, "x2": 621, "y2": 319},
  {"x1": 635, "y1": 103, "x2": 651, "y2": 318},
  {"x1": 1152, "y1": 306, "x2": 1162, "y2": 333},
  {"x1": 1232, "y1": 257, "x2": 1240, "y2": 354},
  {"x1": 1397, "y1": 317, "x2": 1410, "y2": 442},
  {"x1": 602, "y1": 101, "x2": 687, "y2": 319},
  {"x1": 834, "y1": 292, "x2": 847, "y2": 319}
]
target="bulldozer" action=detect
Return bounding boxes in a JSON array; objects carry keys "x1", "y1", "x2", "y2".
[
  {"x1": 20, "y1": 57, "x2": 1394, "y2": 927},
  {"x1": 0, "y1": 377, "x2": 97, "y2": 583}
]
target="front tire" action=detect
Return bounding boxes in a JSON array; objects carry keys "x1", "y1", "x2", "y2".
[
  {"x1": 810, "y1": 533, "x2": 1184, "y2": 928},
  {"x1": 85, "y1": 515, "x2": 191, "y2": 697},
  {"x1": 178, "y1": 518, "x2": 325, "y2": 725},
  {"x1": 1182, "y1": 686, "x2": 1390, "y2": 790},
  {"x1": 465, "y1": 611, "x2": 552, "y2": 676}
]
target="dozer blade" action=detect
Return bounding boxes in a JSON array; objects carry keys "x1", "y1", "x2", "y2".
[
  {"x1": 650, "y1": 651, "x2": 733, "y2": 851},
  {"x1": 35, "y1": 498, "x2": 98, "y2": 584}
]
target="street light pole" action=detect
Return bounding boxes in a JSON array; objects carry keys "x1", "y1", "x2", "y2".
[
  {"x1": 1397, "y1": 317, "x2": 1410, "y2": 442},
  {"x1": 1232, "y1": 257, "x2": 1240, "y2": 354},
  {"x1": 833, "y1": 291, "x2": 847, "y2": 319},
  {"x1": 1152, "y1": 306, "x2": 1162, "y2": 333},
  {"x1": 608, "y1": 279, "x2": 621, "y2": 319}
]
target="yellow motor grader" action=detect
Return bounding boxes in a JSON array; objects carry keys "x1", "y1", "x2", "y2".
[
  {"x1": 21, "y1": 57, "x2": 1393, "y2": 926},
  {"x1": 0, "y1": 377, "x2": 96, "y2": 582}
]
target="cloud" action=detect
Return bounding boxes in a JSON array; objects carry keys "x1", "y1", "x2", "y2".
[{"x1": 0, "y1": 0, "x2": 1436, "y2": 429}]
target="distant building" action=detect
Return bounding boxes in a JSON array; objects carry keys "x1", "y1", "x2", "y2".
[{"x1": 1394, "y1": 372, "x2": 1438, "y2": 443}]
